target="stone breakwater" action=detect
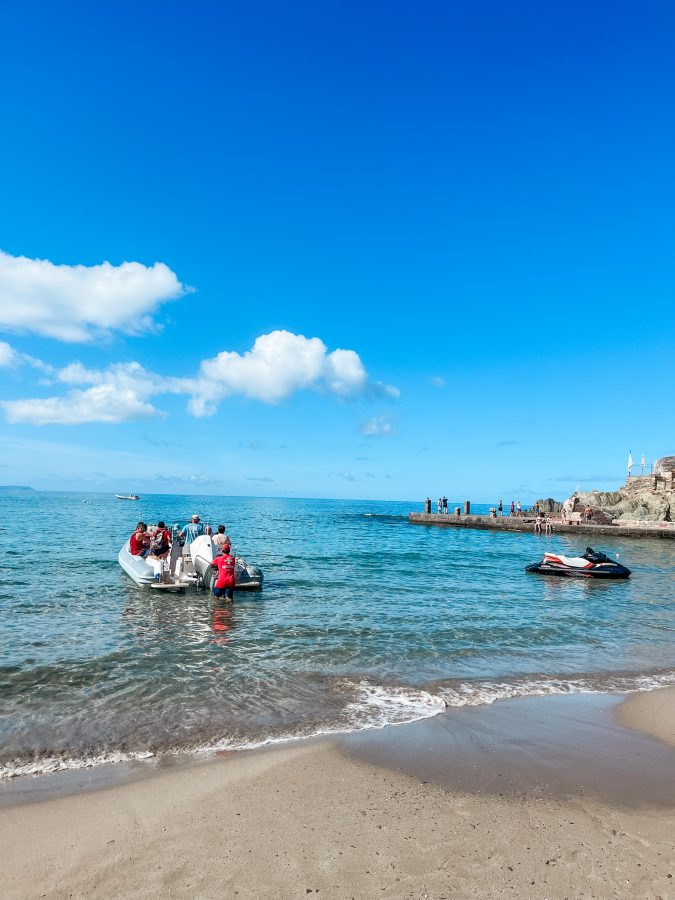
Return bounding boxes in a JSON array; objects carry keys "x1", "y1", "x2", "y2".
[{"x1": 409, "y1": 512, "x2": 675, "y2": 539}]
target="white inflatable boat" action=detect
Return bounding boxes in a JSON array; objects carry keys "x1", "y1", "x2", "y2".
[{"x1": 118, "y1": 533, "x2": 263, "y2": 592}]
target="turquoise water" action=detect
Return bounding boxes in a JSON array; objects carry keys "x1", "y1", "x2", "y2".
[{"x1": 1, "y1": 491, "x2": 674, "y2": 777}]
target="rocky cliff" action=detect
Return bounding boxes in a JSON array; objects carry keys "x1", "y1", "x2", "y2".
[{"x1": 564, "y1": 455, "x2": 674, "y2": 523}]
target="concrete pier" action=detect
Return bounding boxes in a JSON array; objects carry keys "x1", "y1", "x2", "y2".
[{"x1": 409, "y1": 512, "x2": 675, "y2": 540}]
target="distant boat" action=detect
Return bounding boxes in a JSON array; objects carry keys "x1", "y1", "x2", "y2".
[{"x1": 115, "y1": 494, "x2": 140, "y2": 501}]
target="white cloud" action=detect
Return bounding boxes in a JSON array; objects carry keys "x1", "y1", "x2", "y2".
[
  {"x1": 196, "y1": 331, "x2": 368, "y2": 408},
  {"x1": 3, "y1": 385, "x2": 161, "y2": 425},
  {"x1": 2, "y1": 361, "x2": 169, "y2": 425},
  {"x1": 430, "y1": 375, "x2": 446, "y2": 388},
  {"x1": 0, "y1": 341, "x2": 19, "y2": 367},
  {"x1": 1, "y1": 330, "x2": 398, "y2": 426},
  {"x1": 360, "y1": 415, "x2": 395, "y2": 437},
  {"x1": 0, "y1": 250, "x2": 190, "y2": 342},
  {"x1": 0, "y1": 339, "x2": 54, "y2": 373},
  {"x1": 374, "y1": 381, "x2": 400, "y2": 399}
]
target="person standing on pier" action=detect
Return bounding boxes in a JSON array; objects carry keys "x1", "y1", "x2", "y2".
[
  {"x1": 442, "y1": 496, "x2": 448, "y2": 513},
  {"x1": 498, "y1": 499, "x2": 503, "y2": 516},
  {"x1": 510, "y1": 501, "x2": 515, "y2": 516},
  {"x1": 516, "y1": 500, "x2": 522, "y2": 516},
  {"x1": 437, "y1": 498, "x2": 443, "y2": 513},
  {"x1": 424, "y1": 497, "x2": 431, "y2": 514}
]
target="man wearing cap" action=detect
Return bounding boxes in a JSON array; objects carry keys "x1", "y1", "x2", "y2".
[
  {"x1": 179, "y1": 514, "x2": 205, "y2": 546},
  {"x1": 211, "y1": 543, "x2": 236, "y2": 602}
]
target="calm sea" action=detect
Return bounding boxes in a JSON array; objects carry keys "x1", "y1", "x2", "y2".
[{"x1": 1, "y1": 491, "x2": 674, "y2": 778}]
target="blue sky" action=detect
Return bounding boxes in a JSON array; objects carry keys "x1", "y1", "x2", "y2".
[{"x1": 0, "y1": 1, "x2": 673, "y2": 502}]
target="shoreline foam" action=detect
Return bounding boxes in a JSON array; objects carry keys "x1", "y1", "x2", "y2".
[{"x1": 3, "y1": 669, "x2": 675, "y2": 782}]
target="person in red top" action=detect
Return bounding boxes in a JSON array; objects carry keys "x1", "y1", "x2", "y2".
[
  {"x1": 129, "y1": 522, "x2": 151, "y2": 557},
  {"x1": 211, "y1": 543, "x2": 236, "y2": 602}
]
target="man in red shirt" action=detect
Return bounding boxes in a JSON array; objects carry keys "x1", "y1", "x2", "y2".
[
  {"x1": 129, "y1": 522, "x2": 151, "y2": 557},
  {"x1": 211, "y1": 544, "x2": 236, "y2": 601}
]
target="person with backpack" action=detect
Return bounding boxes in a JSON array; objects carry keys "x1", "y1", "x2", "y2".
[{"x1": 149, "y1": 520, "x2": 171, "y2": 559}]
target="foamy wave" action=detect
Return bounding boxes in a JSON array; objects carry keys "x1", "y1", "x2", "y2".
[
  {"x1": 0, "y1": 750, "x2": 154, "y2": 780},
  {"x1": 192, "y1": 682, "x2": 446, "y2": 756},
  {"x1": 434, "y1": 670, "x2": 675, "y2": 708},
  {"x1": 4, "y1": 671, "x2": 675, "y2": 779},
  {"x1": 344, "y1": 681, "x2": 447, "y2": 726}
]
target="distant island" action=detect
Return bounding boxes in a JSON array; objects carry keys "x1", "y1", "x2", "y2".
[{"x1": 0, "y1": 485, "x2": 34, "y2": 492}]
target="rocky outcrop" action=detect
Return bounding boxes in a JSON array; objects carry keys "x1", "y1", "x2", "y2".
[
  {"x1": 533, "y1": 498, "x2": 563, "y2": 513},
  {"x1": 559, "y1": 455, "x2": 675, "y2": 523},
  {"x1": 567, "y1": 486, "x2": 672, "y2": 523}
]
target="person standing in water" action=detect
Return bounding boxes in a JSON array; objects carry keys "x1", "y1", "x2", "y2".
[{"x1": 212, "y1": 543, "x2": 236, "y2": 602}]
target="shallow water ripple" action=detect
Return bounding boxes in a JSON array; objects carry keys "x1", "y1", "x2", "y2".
[{"x1": 0, "y1": 491, "x2": 674, "y2": 776}]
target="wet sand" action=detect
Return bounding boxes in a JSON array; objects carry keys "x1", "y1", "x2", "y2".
[{"x1": 1, "y1": 689, "x2": 674, "y2": 899}]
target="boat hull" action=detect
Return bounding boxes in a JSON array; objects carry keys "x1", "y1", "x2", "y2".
[
  {"x1": 118, "y1": 534, "x2": 263, "y2": 590},
  {"x1": 118, "y1": 542, "x2": 157, "y2": 585},
  {"x1": 525, "y1": 562, "x2": 630, "y2": 579}
]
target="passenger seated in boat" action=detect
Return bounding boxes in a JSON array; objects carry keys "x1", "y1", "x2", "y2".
[
  {"x1": 149, "y1": 520, "x2": 171, "y2": 559},
  {"x1": 179, "y1": 514, "x2": 205, "y2": 546},
  {"x1": 211, "y1": 543, "x2": 235, "y2": 602},
  {"x1": 129, "y1": 522, "x2": 151, "y2": 557},
  {"x1": 212, "y1": 524, "x2": 230, "y2": 549}
]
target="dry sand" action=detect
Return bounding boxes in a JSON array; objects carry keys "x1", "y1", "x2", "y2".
[
  {"x1": 1, "y1": 690, "x2": 674, "y2": 900},
  {"x1": 616, "y1": 685, "x2": 675, "y2": 748}
]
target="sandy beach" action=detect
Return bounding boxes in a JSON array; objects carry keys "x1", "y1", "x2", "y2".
[{"x1": 1, "y1": 688, "x2": 674, "y2": 900}]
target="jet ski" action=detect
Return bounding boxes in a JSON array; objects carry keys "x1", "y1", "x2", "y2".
[{"x1": 526, "y1": 547, "x2": 631, "y2": 579}]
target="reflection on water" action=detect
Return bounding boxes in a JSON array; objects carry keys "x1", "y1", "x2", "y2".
[{"x1": 211, "y1": 604, "x2": 236, "y2": 645}]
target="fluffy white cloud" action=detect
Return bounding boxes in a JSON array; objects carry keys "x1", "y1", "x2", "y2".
[
  {"x1": 1, "y1": 331, "x2": 398, "y2": 426},
  {"x1": 0, "y1": 250, "x2": 190, "y2": 342},
  {"x1": 1, "y1": 360, "x2": 172, "y2": 425},
  {"x1": 360, "y1": 415, "x2": 394, "y2": 436},
  {"x1": 3, "y1": 385, "x2": 161, "y2": 425},
  {"x1": 197, "y1": 331, "x2": 368, "y2": 405}
]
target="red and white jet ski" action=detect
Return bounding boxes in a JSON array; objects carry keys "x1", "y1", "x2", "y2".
[{"x1": 526, "y1": 547, "x2": 630, "y2": 579}]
